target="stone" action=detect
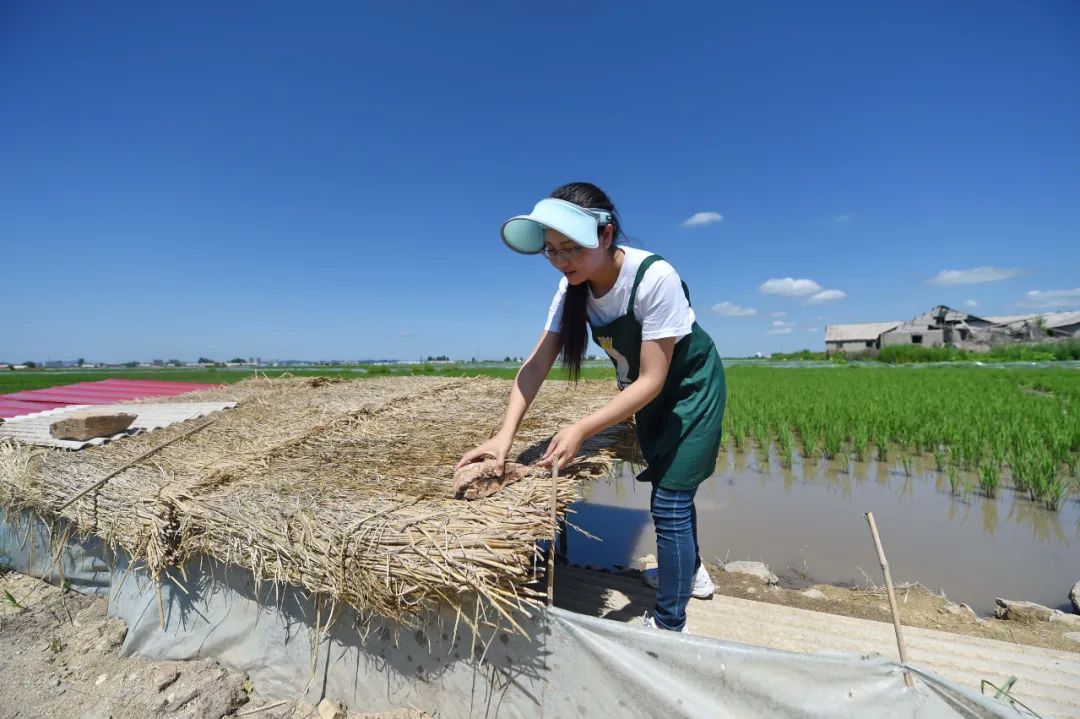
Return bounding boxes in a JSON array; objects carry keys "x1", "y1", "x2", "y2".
[
  {"x1": 801, "y1": 588, "x2": 826, "y2": 600},
  {"x1": 95, "y1": 673, "x2": 108, "y2": 686},
  {"x1": 1049, "y1": 610, "x2": 1080, "y2": 628},
  {"x1": 721, "y1": 561, "x2": 778, "y2": 585},
  {"x1": 941, "y1": 602, "x2": 979, "y2": 620},
  {"x1": 1071, "y1": 580, "x2": 1080, "y2": 614},
  {"x1": 994, "y1": 598, "x2": 1054, "y2": 623},
  {"x1": 156, "y1": 670, "x2": 181, "y2": 692},
  {"x1": 451, "y1": 460, "x2": 532, "y2": 500},
  {"x1": 318, "y1": 698, "x2": 346, "y2": 719},
  {"x1": 50, "y1": 411, "x2": 136, "y2": 441}
]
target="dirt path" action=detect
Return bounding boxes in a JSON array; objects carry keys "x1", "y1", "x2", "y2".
[
  {"x1": 0, "y1": 571, "x2": 426, "y2": 719},
  {"x1": 704, "y1": 565, "x2": 1080, "y2": 653}
]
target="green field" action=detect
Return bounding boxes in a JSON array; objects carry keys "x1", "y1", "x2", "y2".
[
  {"x1": 724, "y1": 366, "x2": 1080, "y2": 509},
  {"x1": 0, "y1": 364, "x2": 616, "y2": 394},
  {"x1": 5, "y1": 364, "x2": 1078, "y2": 510}
]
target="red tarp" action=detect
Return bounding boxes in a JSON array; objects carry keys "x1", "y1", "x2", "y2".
[{"x1": 0, "y1": 379, "x2": 219, "y2": 419}]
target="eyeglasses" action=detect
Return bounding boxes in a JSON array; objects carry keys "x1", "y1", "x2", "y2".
[{"x1": 541, "y1": 245, "x2": 586, "y2": 263}]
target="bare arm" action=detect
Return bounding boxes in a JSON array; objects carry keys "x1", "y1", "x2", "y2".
[
  {"x1": 455, "y1": 330, "x2": 562, "y2": 470},
  {"x1": 541, "y1": 336, "x2": 675, "y2": 467}
]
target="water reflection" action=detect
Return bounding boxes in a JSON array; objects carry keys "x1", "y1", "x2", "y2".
[{"x1": 571, "y1": 448, "x2": 1080, "y2": 615}]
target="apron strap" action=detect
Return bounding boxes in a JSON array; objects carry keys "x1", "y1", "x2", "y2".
[
  {"x1": 626, "y1": 254, "x2": 694, "y2": 314},
  {"x1": 627, "y1": 254, "x2": 664, "y2": 316}
]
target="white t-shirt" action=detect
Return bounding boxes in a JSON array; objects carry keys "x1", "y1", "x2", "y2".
[{"x1": 544, "y1": 246, "x2": 695, "y2": 342}]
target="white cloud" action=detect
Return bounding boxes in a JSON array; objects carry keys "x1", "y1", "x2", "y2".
[
  {"x1": 769, "y1": 311, "x2": 787, "y2": 318},
  {"x1": 806, "y1": 289, "x2": 847, "y2": 304},
  {"x1": 760, "y1": 277, "x2": 823, "y2": 297},
  {"x1": 808, "y1": 327, "x2": 820, "y2": 332},
  {"x1": 963, "y1": 299, "x2": 979, "y2": 309},
  {"x1": 682, "y1": 212, "x2": 723, "y2": 228},
  {"x1": 1017, "y1": 288, "x2": 1080, "y2": 308},
  {"x1": 834, "y1": 214, "x2": 853, "y2": 224},
  {"x1": 927, "y1": 267, "x2": 1021, "y2": 286},
  {"x1": 771, "y1": 320, "x2": 796, "y2": 328},
  {"x1": 767, "y1": 327, "x2": 794, "y2": 335},
  {"x1": 711, "y1": 301, "x2": 758, "y2": 317}
]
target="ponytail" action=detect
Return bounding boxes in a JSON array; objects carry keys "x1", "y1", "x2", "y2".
[{"x1": 549, "y1": 182, "x2": 622, "y2": 381}]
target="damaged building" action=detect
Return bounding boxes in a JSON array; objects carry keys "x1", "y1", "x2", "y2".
[{"x1": 826, "y1": 306, "x2": 1080, "y2": 355}]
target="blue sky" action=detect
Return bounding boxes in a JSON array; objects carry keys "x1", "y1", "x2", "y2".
[{"x1": 2, "y1": 1, "x2": 1078, "y2": 363}]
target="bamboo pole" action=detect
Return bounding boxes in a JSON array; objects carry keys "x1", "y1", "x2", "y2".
[
  {"x1": 865, "y1": 511, "x2": 914, "y2": 689},
  {"x1": 57, "y1": 417, "x2": 218, "y2": 512},
  {"x1": 546, "y1": 460, "x2": 559, "y2": 607}
]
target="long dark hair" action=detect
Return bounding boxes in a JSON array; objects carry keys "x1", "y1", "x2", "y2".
[{"x1": 550, "y1": 182, "x2": 623, "y2": 381}]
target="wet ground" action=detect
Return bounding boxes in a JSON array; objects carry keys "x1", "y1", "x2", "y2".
[{"x1": 568, "y1": 448, "x2": 1080, "y2": 616}]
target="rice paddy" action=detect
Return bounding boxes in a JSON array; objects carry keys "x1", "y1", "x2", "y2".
[{"x1": 722, "y1": 366, "x2": 1080, "y2": 510}]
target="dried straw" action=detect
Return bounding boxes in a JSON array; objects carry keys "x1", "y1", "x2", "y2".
[{"x1": 0, "y1": 376, "x2": 637, "y2": 631}]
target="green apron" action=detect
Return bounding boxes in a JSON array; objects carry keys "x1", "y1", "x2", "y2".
[{"x1": 591, "y1": 255, "x2": 726, "y2": 491}]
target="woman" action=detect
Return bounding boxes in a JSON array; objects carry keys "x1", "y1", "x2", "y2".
[{"x1": 456, "y1": 182, "x2": 726, "y2": 632}]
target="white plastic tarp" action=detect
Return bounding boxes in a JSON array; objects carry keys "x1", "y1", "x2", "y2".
[{"x1": 0, "y1": 509, "x2": 1019, "y2": 718}]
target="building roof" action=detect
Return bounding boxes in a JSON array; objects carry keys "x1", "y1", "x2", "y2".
[
  {"x1": 1043, "y1": 311, "x2": 1080, "y2": 329},
  {"x1": 983, "y1": 311, "x2": 1080, "y2": 329},
  {"x1": 0, "y1": 378, "x2": 219, "y2": 419},
  {"x1": 825, "y1": 322, "x2": 900, "y2": 342},
  {"x1": 983, "y1": 314, "x2": 1038, "y2": 324}
]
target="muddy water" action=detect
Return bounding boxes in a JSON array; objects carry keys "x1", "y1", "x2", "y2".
[{"x1": 568, "y1": 448, "x2": 1080, "y2": 616}]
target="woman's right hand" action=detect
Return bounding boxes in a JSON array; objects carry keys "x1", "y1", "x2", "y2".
[{"x1": 456, "y1": 432, "x2": 514, "y2": 474}]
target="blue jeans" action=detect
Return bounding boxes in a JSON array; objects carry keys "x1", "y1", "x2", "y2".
[{"x1": 650, "y1": 484, "x2": 701, "y2": 631}]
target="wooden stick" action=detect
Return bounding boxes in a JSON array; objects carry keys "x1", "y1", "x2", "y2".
[
  {"x1": 546, "y1": 460, "x2": 559, "y2": 607},
  {"x1": 57, "y1": 417, "x2": 218, "y2": 512},
  {"x1": 865, "y1": 511, "x2": 914, "y2": 688},
  {"x1": 236, "y1": 700, "x2": 290, "y2": 716}
]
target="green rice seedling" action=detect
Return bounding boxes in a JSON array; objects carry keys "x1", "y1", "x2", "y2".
[
  {"x1": 838, "y1": 453, "x2": 851, "y2": 474},
  {"x1": 901, "y1": 457, "x2": 913, "y2": 477},
  {"x1": 1009, "y1": 449, "x2": 1031, "y2": 495},
  {"x1": 947, "y1": 466, "x2": 962, "y2": 497},
  {"x1": 823, "y1": 424, "x2": 845, "y2": 460},
  {"x1": 777, "y1": 426, "x2": 795, "y2": 468},
  {"x1": 877, "y1": 442, "x2": 888, "y2": 462},
  {"x1": 934, "y1": 447, "x2": 946, "y2": 472},
  {"x1": 800, "y1": 423, "x2": 819, "y2": 459},
  {"x1": 979, "y1": 462, "x2": 1000, "y2": 499},
  {"x1": 1044, "y1": 477, "x2": 1066, "y2": 511},
  {"x1": 1034, "y1": 453, "x2": 1060, "y2": 506},
  {"x1": 948, "y1": 444, "x2": 964, "y2": 473},
  {"x1": 731, "y1": 418, "x2": 746, "y2": 451},
  {"x1": 753, "y1": 421, "x2": 769, "y2": 452},
  {"x1": 852, "y1": 429, "x2": 868, "y2": 463}
]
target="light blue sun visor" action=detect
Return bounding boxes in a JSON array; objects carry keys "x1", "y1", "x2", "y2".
[{"x1": 500, "y1": 198, "x2": 613, "y2": 255}]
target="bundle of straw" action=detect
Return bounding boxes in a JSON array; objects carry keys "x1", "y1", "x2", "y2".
[{"x1": 0, "y1": 376, "x2": 636, "y2": 632}]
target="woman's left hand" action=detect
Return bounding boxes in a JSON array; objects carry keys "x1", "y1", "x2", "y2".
[{"x1": 540, "y1": 423, "x2": 587, "y2": 469}]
